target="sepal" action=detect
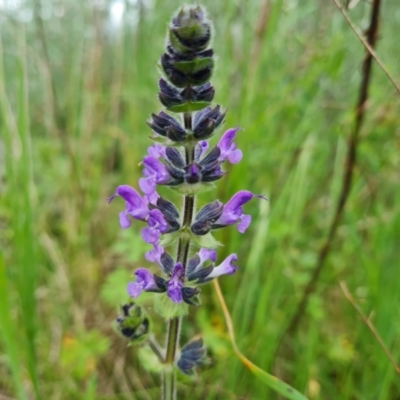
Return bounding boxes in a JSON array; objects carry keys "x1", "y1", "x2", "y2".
[
  {"x1": 181, "y1": 287, "x2": 201, "y2": 306},
  {"x1": 147, "y1": 112, "x2": 186, "y2": 142},
  {"x1": 165, "y1": 147, "x2": 185, "y2": 168},
  {"x1": 154, "y1": 293, "x2": 189, "y2": 319},
  {"x1": 191, "y1": 200, "x2": 223, "y2": 235},
  {"x1": 193, "y1": 105, "x2": 226, "y2": 139},
  {"x1": 148, "y1": 196, "x2": 181, "y2": 234},
  {"x1": 187, "y1": 265, "x2": 214, "y2": 282},
  {"x1": 160, "y1": 251, "x2": 175, "y2": 275},
  {"x1": 152, "y1": 275, "x2": 168, "y2": 292}
]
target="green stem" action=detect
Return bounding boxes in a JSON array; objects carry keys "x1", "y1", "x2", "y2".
[
  {"x1": 149, "y1": 335, "x2": 165, "y2": 363},
  {"x1": 162, "y1": 113, "x2": 194, "y2": 400},
  {"x1": 162, "y1": 317, "x2": 181, "y2": 400}
]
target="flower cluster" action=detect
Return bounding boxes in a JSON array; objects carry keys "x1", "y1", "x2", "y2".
[
  {"x1": 126, "y1": 248, "x2": 238, "y2": 305},
  {"x1": 110, "y1": 4, "x2": 265, "y2": 379}
]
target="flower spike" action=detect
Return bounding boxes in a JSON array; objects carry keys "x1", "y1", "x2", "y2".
[{"x1": 109, "y1": 5, "x2": 267, "y2": 393}]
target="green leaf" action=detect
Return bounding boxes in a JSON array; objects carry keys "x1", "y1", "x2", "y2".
[
  {"x1": 190, "y1": 231, "x2": 221, "y2": 248},
  {"x1": 154, "y1": 294, "x2": 189, "y2": 319},
  {"x1": 173, "y1": 57, "x2": 213, "y2": 74},
  {"x1": 167, "y1": 101, "x2": 211, "y2": 113},
  {"x1": 100, "y1": 268, "x2": 132, "y2": 307},
  {"x1": 170, "y1": 181, "x2": 215, "y2": 195},
  {"x1": 160, "y1": 231, "x2": 181, "y2": 246}
]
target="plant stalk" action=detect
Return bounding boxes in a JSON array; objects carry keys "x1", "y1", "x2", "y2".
[{"x1": 162, "y1": 113, "x2": 194, "y2": 400}]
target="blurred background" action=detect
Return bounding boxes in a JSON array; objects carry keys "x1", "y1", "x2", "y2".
[{"x1": 1, "y1": 0, "x2": 400, "y2": 399}]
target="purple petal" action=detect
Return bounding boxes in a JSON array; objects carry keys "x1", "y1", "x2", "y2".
[
  {"x1": 143, "y1": 156, "x2": 171, "y2": 184},
  {"x1": 119, "y1": 212, "x2": 132, "y2": 229},
  {"x1": 145, "y1": 191, "x2": 159, "y2": 205},
  {"x1": 167, "y1": 263, "x2": 184, "y2": 303},
  {"x1": 171, "y1": 263, "x2": 185, "y2": 279},
  {"x1": 127, "y1": 281, "x2": 143, "y2": 298},
  {"x1": 127, "y1": 268, "x2": 157, "y2": 298},
  {"x1": 110, "y1": 185, "x2": 150, "y2": 221},
  {"x1": 135, "y1": 268, "x2": 157, "y2": 289},
  {"x1": 237, "y1": 214, "x2": 251, "y2": 233},
  {"x1": 228, "y1": 149, "x2": 243, "y2": 164},
  {"x1": 215, "y1": 191, "x2": 265, "y2": 229},
  {"x1": 216, "y1": 207, "x2": 243, "y2": 226},
  {"x1": 218, "y1": 128, "x2": 238, "y2": 150},
  {"x1": 139, "y1": 177, "x2": 156, "y2": 196},
  {"x1": 199, "y1": 248, "x2": 217, "y2": 264},
  {"x1": 217, "y1": 128, "x2": 242, "y2": 164},
  {"x1": 195, "y1": 140, "x2": 209, "y2": 160},
  {"x1": 116, "y1": 185, "x2": 147, "y2": 210},
  {"x1": 187, "y1": 164, "x2": 201, "y2": 181},
  {"x1": 141, "y1": 227, "x2": 161, "y2": 244},
  {"x1": 145, "y1": 244, "x2": 164, "y2": 263},
  {"x1": 148, "y1": 209, "x2": 168, "y2": 233},
  {"x1": 147, "y1": 144, "x2": 167, "y2": 159},
  {"x1": 168, "y1": 286, "x2": 183, "y2": 303},
  {"x1": 207, "y1": 254, "x2": 238, "y2": 279},
  {"x1": 224, "y1": 191, "x2": 254, "y2": 213}
]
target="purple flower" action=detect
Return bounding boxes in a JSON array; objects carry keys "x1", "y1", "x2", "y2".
[
  {"x1": 168, "y1": 263, "x2": 185, "y2": 303},
  {"x1": 127, "y1": 268, "x2": 159, "y2": 298},
  {"x1": 214, "y1": 190, "x2": 266, "y2": 233},
  {"x1": 108, "y1": 185, "x2": 151, "y2": 228},
  {"x1": 108, "y1": 185, "x2": 168, "y2": 244},
  {"x1": 217, "y1": 128, "x2": 242, "y2": 164},
  {"x1": 141, "y1": 209, "x2": 169, "y2": 244},
  {"x1": 206, "y1": 254, "x2": 238, "y2": 279},
  {"x1": 139, "y1": 156, "x2": 172, "y2": 196}
]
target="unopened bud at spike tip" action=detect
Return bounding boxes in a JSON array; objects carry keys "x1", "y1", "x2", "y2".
[{"x1": 169, "y1": 5, "x2": 212, "y2": 54}]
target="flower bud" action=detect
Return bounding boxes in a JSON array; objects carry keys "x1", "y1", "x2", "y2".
[
  {"x1": 193, "y1": 105, "x2": 226, "y2": 139},
  {"x1": 161, "y1": 52, "x2": 213, "y2": 88},
  {"x1": 158, "y1": 79, "x2": 184, "y2": 109},
  {"x1": 148, "y1": 196, "x2": 181, "y2": 234},
  {"x1": 116, "y1": 303, "x2": 151, "y2": 344},
  {"x1": 147, "y1": 112, "x2": 187, "y2": 143},
  {"x1": 181, "y1": 286, "x2": 201, "y2": 306},
  {"x1": 191, "y1": 200, "x2": 223, "y2": 236},
  {"x1": 158, "y1": 79, "x2": 214, "y2": 113},
  {"x1": 169, "y1": 6, "x2": 211, "y2": 53},
  {"x1": 177, "y1": 338, "x2": 208, "y2": 375}
]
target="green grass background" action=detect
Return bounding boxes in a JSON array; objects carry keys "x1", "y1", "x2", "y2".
[{"x1": 1, "y1": 0, "x2": 400, "y2": 399}]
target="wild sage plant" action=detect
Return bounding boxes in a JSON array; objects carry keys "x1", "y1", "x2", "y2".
[{"x1": 110, "y1": 5, "x2": 264, "y2": 399}]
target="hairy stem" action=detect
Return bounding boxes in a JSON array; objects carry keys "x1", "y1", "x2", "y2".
[
  {"x1": 162, "y1": 317, "x2": 180, "y2": 400},
  {"x1": 162, "y1": 113, "x2": 194, "y2": 400},
  {"x1": 149, "y1": 335, "x2": 165, "y2": 363}
]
